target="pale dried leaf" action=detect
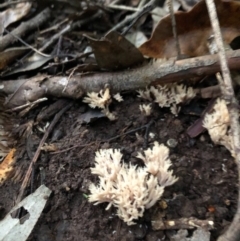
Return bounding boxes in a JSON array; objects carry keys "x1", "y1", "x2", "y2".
[
  {"x1": 0, "y1": 3, "x2": 32, "y2": 35},
  {"x1": 0, "y1": 185, "x2": 51, "y2": 241}
]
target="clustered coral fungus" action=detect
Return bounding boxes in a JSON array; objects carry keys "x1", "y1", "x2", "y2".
[
  {"x1": 88, "y1": 142, "x2": 178, "y2": 225},
  {"x1": 137, "y1": 84, "x2": 196, "y2": 116},
  {"x1": 83, "y1": 88, "x2": 123, "y2": 121},
  {"x1": 203, "y1": 98, "x2": 233, "y2": 155}
]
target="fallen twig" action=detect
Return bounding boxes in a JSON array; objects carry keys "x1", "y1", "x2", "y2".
[
  {"x1": 4, "y1": 29, "x2": 51, "y2": 58},
  {"x1": 167, "y1": 0, "x2": 181, "y2": 58},
  {"x1": 6, "y1": 98, "x2": 48, "y2": 113},
  {"x1": 107, "y1": 4, "x2": 141, "y2": 12},
  {"x1": 152, "y1": 217, "x2": 214, "y2": 230},
  {"x1": 205, "y1": 0, "x2": 240, "y2": 241},
  {"x1": 107, "y1": 0, "x2": 157, "y2": 34},
  {"x1": 0, "y1": 8, "x2": 51, "y2": 52},
  {"x1": 1, "y1": 49, "x2": 240, "y2": 108}
]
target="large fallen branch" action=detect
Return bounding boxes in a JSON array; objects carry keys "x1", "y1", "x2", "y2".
[{"x1": 1, "y1": 49, "x2": 240, "y2": 108}]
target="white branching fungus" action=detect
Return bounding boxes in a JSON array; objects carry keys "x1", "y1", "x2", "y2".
[
  {"x1": 83, "y1": 88, "x2": 111, "y2": 109},
  {"x1": 139, "y1": 104, "x2": 152, "y2": 116},
  {"x1": 102, "y1": 108, "x2": 117, "y2": 121},
  {"x1": 149, "y1": 132, "x2": 155, "y2": 139},
  {"x1": 203, "y1": 98, "x2": 233, "y2": 154},
  {"x1": 137, "y1": 84, "x2": 196, "y2": 114},
  {"x1": 89, "y1": 142, "x2": 178, "y2": 225},
  {"x1": 170, "y1": 104, "x2": 181, "y2": 116},
  {"x1": 137, "y1": 142, "x2": 178, "y2": 187},
  {"x1": 173, "y1": 84, "x2": 195, "y2": 104},
  {"x1": 137, "y1": 88, "x2": 152, "y2": 101},
  {"x1": 83, "y1": 88, "x2": 117, "y2": 121},
  {"x1": 150, "y1": 85, "x2": 171, "y2": 107},
  {"x1": 113, "y1": 93, "x2": 124, "y2": 102}
]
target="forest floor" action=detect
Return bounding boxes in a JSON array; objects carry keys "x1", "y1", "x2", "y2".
[
  {"x1": 1, "y1": 94, "x2": 238, "y2": 241},
  {"x1": 0, "y1": 0, "x2": 239, "y2": 240}
]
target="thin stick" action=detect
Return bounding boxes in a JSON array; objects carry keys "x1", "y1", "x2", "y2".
[
  {"x1": 205, "y1": 0, "x2": 240, "y2": 241},
  {"x1": 167, "y1": 0, "x2": 181, "y2": 58},
  {"x1": 107, "y1": 0, "x2": 158, "y2": 34},
  {"x1": 40, "y1": 18, "x2": 69, "y2": 34},
  {"x1": 39, "y1": 23, "x2": 72, "y2": 53},
  {"x1": 6, "y1": 98, "x2": 48, "y2": 112},
  {"x1": 0, "y1": 8, "x2": 50, "y2": 52},
  {"x1": 107, "y1": 5, "x2": 141, "y2": 12},
  {"x1": 4, "y1": 29, "x2": 51, "y2": 58},
  {"x1": 15, "y1": 102, "x2": 73, "y2": 204},
  {"x1": 138, "y1": 0, "x2": 148, "y2": 8},
  {"x1": 152, "y1": 217, "x2": 214, "y2": 230},
  {"x1": 121, "y1": 0, "x2": 151, "y2": 35}
]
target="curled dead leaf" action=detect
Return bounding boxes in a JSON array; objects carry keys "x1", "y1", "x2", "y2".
[
  {"x1": 85, "y1": 31, "x2": 144, "y2": 70},
  {"x1": 0, "y1": 47, "x2": 29, "y2": 71},
  {"x1": 0, "y1": 2, "x2": 32, "y2": 35},
  {"x1": 139, "y1": 0, "x2": 240, "y2": 58}
]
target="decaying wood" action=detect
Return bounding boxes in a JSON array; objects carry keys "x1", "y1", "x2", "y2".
[
  {"x1": 152, "y1": 217, "x2": 214, "y2": 230},
  {"x1": 36, "y1": 99, "x2": 71, "y2": 123},
  {"x1": 1, "y1": 49, "x2": 240, "y2": 108}
]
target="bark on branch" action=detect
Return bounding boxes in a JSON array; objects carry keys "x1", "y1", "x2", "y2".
[{"x1": 1, "y1": 49, "x2": 240, "y2": 108}]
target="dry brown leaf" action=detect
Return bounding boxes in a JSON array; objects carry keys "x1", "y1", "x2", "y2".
[
  {"x1": 151, "y1": 1, "x2": 180, "y2": 29},
  {"x1": 139, "y1": 0, "x2": 240, "y2": 58},
  {"x1": 0, "y1": 148, "x2": 16, "y2": 184},
  {"x1": 0, "y1": 2, "x2": 32, "y2": 35},
  {"x1": 3, "y1": 53, "x2": 53, "y2": 77},
  {"x1": 85, "y1": 31, "x2": 144, "y2": 70},
  {"x1": 0, "y1": 47, "x2": 29, "y2": 71}
]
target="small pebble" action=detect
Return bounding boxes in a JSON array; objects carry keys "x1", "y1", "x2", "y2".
[
  {"x1": 167, "y1": 138, "x2": 178, "y2": 148},
  {"x1": 200, "y1": 135, "x2": 205, "y2": 142}
]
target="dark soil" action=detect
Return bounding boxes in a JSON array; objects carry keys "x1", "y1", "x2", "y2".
[{"x1": 0, "y1": 94, "x2": 237, "y2": 241}]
